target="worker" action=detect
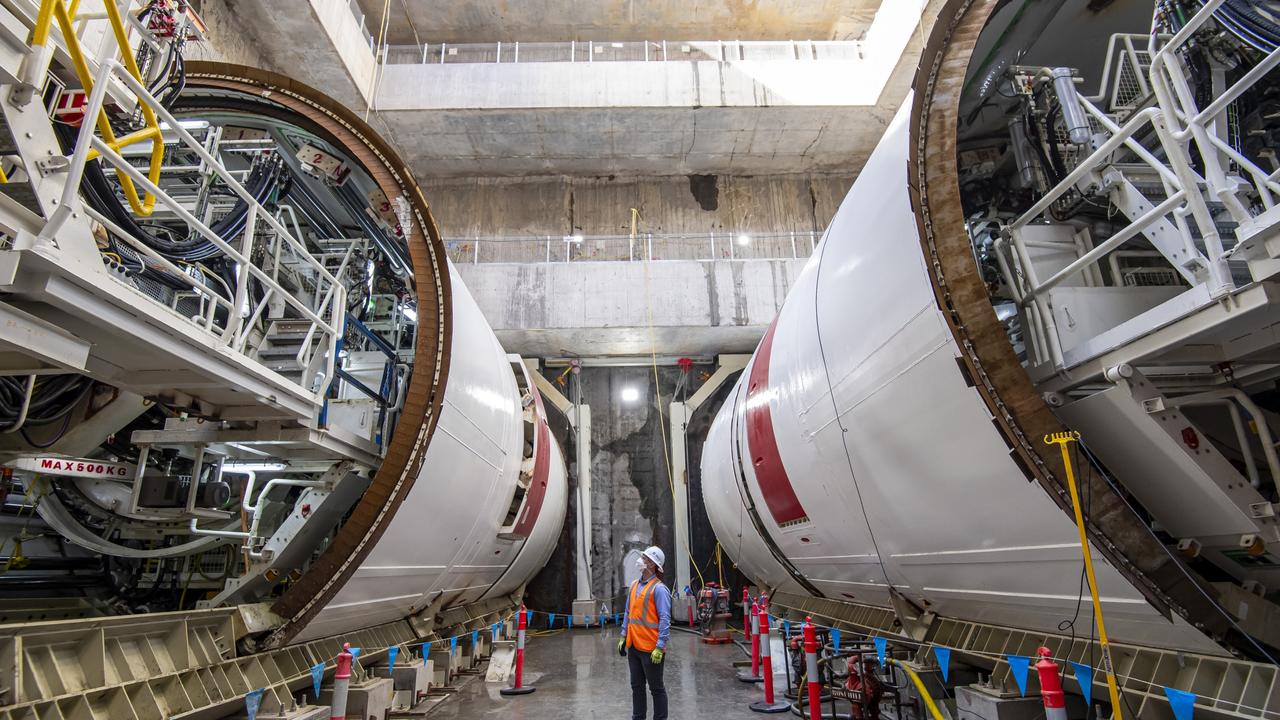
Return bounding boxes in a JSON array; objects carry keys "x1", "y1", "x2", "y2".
[{"x1": 618, "y1": 545, "x2": 671, "y2": 720}]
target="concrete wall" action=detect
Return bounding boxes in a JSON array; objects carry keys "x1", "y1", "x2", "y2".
[
  {"x1": 456, "y1": 259, "x2": 805, "y2": 357},
  {"x1": 378, "y1": 58, "x2": 893, "y2": 110},
  {"x1": 371, "y1": 0, "x2": 927, "y2": 177},
  {"x1": 424, "y1": 174, "x2": 852, "y2": 239},
  {"x1": 187, "y1": 0, "x2": 268, "y2": 67},
  {"x1": 383, "y1": 105, "x2": 897, "y2": 177},
  {"x1": 196, "y1": 0, "x2": 375, "y2": 110},
  {"x1": 354, "y1": 0, "x2": 882, "y2": 45},
  {"x1": 197, "y1": 0, "x2": 943, "y2": 177}
]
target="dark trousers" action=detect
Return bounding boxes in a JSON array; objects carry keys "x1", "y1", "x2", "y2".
[{"x1": 627, "y1": 646, "x2": 668, "y2": 720}]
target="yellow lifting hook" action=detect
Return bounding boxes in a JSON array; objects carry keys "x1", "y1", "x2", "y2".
[{"x1": 1044, "y1": 430, "x2": 1124, "y2": 720}]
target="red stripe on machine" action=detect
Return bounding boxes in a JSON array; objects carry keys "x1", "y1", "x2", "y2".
[
  {"x1": 745, "y1": 321, "x2": 809, "y2": 526},
  {"x1": 511, "y1": 380, "x2": 551, "y2": 537}
]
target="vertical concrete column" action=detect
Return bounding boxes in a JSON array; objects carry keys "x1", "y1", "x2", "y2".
[
  {"x1": 572, "y1": 405, "x2": 593, "y2": 601},
  {"x1": 668, "y1": 401, "x2": 693, "y2": 594}
]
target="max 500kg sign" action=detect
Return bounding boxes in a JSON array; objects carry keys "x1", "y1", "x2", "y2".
[{"x1": 6, "y1": 456, "x2": 135, "y2": 480}]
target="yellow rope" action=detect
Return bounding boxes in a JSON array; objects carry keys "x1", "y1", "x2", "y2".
[
  {"x1": 715, "y1": 542, "x2": 725, "y2": 588},
  {"x1": 364, "y1": 0, "x2": 392, "y2": 121},
  {"x1": 638, "y1": 207, "x2": 707, "y2": 592}
]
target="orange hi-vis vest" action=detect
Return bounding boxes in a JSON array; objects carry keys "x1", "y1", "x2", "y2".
[{"x1": 626, "y1": 577, "x2": 662, "y2": 652}]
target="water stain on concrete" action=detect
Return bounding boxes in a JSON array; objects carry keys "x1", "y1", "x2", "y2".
[
  {"x1": 688, "y1": 174, "x2": 719, "y2": 211},
  {"x1": 728, "y1": 261, "x2": 749, "y2": 326},
  {"x1": 704, "y1": 264, "x2": 721, "y2": 327}
]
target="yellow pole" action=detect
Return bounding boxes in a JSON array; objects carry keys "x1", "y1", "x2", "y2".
[
  {"x1": 99, "y1": 0, "x2": 162, "y2": 215},
  {"x1": 1045, "y1": 431, "x2": 1125, "y2": 720},
  {"x1": 888, "y1": 659, "x2": 947, "y2": 720},
  {"x1": 630, "y1": 207, "x2": 640, "y2": 260},
  {"x1": 29, "y1": 0, "x2": 56, "y2": 45}
]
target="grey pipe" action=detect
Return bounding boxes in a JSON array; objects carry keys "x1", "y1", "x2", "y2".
[
  {"x1": 1008, "y1": 116, "x2": 1040, "y2": 189},
  {"x1": 1051, "y1": 67, "x2": 1093, "y2": 144}
]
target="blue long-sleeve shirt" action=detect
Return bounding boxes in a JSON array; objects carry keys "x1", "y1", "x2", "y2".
[{"x1": 620, "y1": 578, "x2": 672, "y2": 649}]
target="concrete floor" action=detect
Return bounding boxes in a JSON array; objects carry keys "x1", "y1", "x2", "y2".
[{"x1": 429, "y1": 627, "x2": 762, "y2": 718}]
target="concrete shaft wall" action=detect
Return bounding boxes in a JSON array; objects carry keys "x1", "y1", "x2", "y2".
[
  {"x1": 377, "y1": 57, "x2": 893, "y2": 110},
  {"x1": 425, "y1": 174, "x2": 853, "y2": 239},
  {"x1": 194, "y1": 0, "x2": 375, "y2": 111},
  {"x1": 581, "y1": 364, "x2": 703, "y2": 606},
  {"x1": 197, "y1": 0, "x2": 938, "y2": 176},
  {"x1": 355, "y1": 0, "x2": 883, "y2": 45},
  {"x1": 455, "y1": 258, "x2": 804, "y2": 358}
]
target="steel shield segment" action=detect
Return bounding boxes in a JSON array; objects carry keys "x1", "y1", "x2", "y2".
[
  {"x1": 699, "y1": 382, "x2": 799, "y2": 592},
  {"x1": 512, "y1": 366, "x2": 551, "y2": 538},
  {"x1": 744, "y1": 321, "x2": 809, "y2": 527},
  {"x1": 180, "y1": 63, "x2": 453, "y2": 645}
]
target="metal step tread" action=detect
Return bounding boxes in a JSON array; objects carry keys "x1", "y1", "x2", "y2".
[
  {"x1": 0, "y1": 181, "x2": 41, "y2": 215},
  {"x1": 263, "y1": 331, "x2": 323, "y2": 343},
  {"x1": 259, "y1": 349, "x2": 307, "y2": 362}
]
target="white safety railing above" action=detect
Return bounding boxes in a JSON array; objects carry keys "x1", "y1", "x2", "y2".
[
  {"x1": 445, "y1": 230, "x2": 819, "y2": 264},
  {"x1": 346, "y1": 0, "x2": 376, "y2": 50},
  {"x1": 44, "y1": 58, "x2": 347, "y2": 400},
  {"x1": 386, "y1": 39, "x2": 864, "y2": 66}
]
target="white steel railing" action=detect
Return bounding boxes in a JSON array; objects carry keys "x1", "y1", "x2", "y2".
[
  {"x1": 43, "y1": 58, "x2": 347, "y2": 400},
  {"x1": 1083, "y1": 33, "x2": 1159, "y2": 115},
  {"x1": 998, "y1": 0, "x2": 1280, "y2": 370},
  {"x1": 1148, "y1": 1, "x2": 1280, "y2": 217},
  {"x1": 386, "y1": 39, "x2": 864, "y2": 66},
  {"x1": 346, "y1": 0, "x2": 376, "y2": 49},
  {"x1": 444, "y1": 230, "x2": 820, "y2": 264}
]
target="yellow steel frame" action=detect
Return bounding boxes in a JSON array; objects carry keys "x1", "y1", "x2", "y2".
[{"x1": 29, "y1": 0, "x2": 163, "y2": 215}]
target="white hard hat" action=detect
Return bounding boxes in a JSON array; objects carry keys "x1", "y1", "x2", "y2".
[{"x1": 642, "y1": 546, "x2": 665, "y2": 570}]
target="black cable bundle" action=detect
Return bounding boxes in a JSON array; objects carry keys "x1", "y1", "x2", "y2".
[
  {"x1": 136, "y1": 1, "x2": 186, "y2": 110},
  {"x1": 168, "y1": 157, "x2": 285, "y2": 262},
  {"x1": 0, "y1": 375, "x2": 94, "y2": 447},
  {"x1": 64, "y1": 112, "x2": 285, "y2": 265}
]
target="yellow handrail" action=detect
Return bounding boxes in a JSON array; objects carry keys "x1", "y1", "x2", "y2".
[{"x1": 30, "y1": 0, "x2": 164, "y2": 216}]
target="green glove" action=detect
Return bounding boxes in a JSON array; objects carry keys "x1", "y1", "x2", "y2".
[
  {"x1": 617, "y1": 638, "x2": 626, "y2": 656},
  {"x1": 650, "y1": 648, "x2": 664, "y2": 664}
]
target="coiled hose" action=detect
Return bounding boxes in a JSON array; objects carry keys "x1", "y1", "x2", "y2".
[
  {"x1": 1200, "y1": 0, "x2": 1280, "y2": 52},
  {"x1": 0, "y1": 374, "x2": 94, "y2": 447}
]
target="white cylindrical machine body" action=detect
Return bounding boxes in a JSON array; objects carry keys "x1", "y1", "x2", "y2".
[
  {"x1": 699, "y1": 102, "x2": 1221, "y2": 655},
  {"x1": 297, "y1": 264, "x2": 568, "y2": 641}
]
